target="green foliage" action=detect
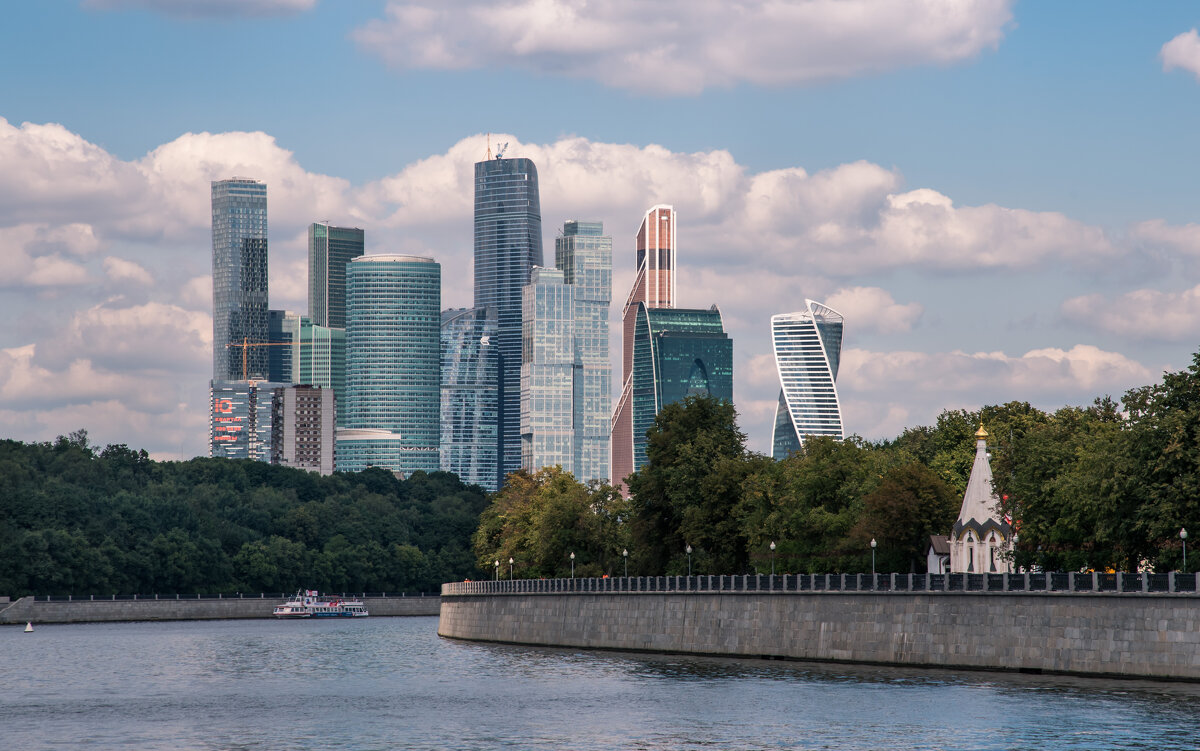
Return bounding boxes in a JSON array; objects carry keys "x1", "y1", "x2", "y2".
[
  {"x1": 473, "y1": 467, "x2": 629, "y2": 578},
  {"x1": 0, "y1": 437, "x2": 488, "y2": 596}
]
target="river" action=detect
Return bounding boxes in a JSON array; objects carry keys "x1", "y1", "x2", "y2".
[{"x1": 4, "y1": 616, "x2": 1199, "y2": 750}]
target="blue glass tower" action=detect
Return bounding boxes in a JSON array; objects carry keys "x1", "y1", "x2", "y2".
[
  {"x1": 629, "y1": 304, "x2": 733, "y2": 472},
  {"x1": 211, "y1": 178, "x2": 268, "y2": 381},
  {"x1": 440, "y1": 307, "x2": 500, "y2": 491},
  {"x1": 771, "y1": 300, "x2": 845, "y2": 458},
  {"x1": 521, "y1": 267, "x2": 576, "y2": 474},
  {"x1": 340, "y1": 255, "x2": 441, "y2": 474},
  {"x1": 474, "y1": 156, "x2": 542, "y2": 483}
]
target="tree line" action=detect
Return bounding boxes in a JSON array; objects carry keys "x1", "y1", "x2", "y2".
[
  {"x1": 475, "y1": 352, "x2": 1200, "y2": 578},
  {"x1": 0, "y1": 431, "x2": 488, "y2": 596}
]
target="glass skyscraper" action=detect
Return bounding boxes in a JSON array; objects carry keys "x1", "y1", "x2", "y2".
[
  {"x1": 612, "y1": 205, "x2": 675, "y2": 490},
  {"x1": 521, "y1": 267, "x2": 576, "y2": 475},
  {"x1": 440, "y1": 307, "x2": 500, "y2": 491},
  {"x1": 556, "y1": 220, "x2": 611, "y2": 483},
  {"x1": 308, "y1": 222, "x2": 365, "y2": 329},
  {"x1": 629, "y1": 304, "x2": 733, "y2": 474},
  {"x1": 210, "y1": 379, "x2": 289, "y2": 460},
  {"x1": 211, "y1": 178, "x2": 268, "y2": 381},
  {"x1": 771, "y1": 301, "x2": 845, "y2": 458},
  {"x1": 339, "y1": 255, "x2": 441, "y2": 475},
  {"x1": 267, "y1": 309, "x2": 299, "y2": 384},
  {"x1": 474, "y1": 156, "x2": 542, "y2": 483},
  {"x1": 295, "y1": 319, "x2": 347, "y2": 427}
]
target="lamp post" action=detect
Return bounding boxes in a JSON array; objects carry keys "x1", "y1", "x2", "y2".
[
  {"x1": 686, "y1": 545, "x2": 692, "y2": 576},
  {"x1": 494, "y1": 559, "x2": 499, "y2": 581},
  {"x1": 769, "y1": 541, "x2": 776, "y2": 576},
  {"x1": 1182, "y1": 528, "x2": 1189, "y2": 571},
  {"x1": 623, "y1": 548, "x2": 628, "y2": 577},
  {"x1": 509, "y1": 557, "x2": 514, "y2": 580},
  {"x1": 870, "y1": 538, "x2": 877, "y2": 577},
  {"x1": 570, "y1": 551, "x2": 575, "y2": 578}
]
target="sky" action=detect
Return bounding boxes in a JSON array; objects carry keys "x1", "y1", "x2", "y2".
[{"x1": 3, "y1": 0, "x2": 1200, "y2": 461}]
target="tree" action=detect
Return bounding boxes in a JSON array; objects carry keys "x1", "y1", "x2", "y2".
[
  {"x1": 627, "y1": 395, "x2": 751, "y2": 574},
  {"x1": 850, "y1": 462, "x2": 959, "y2": 573}
]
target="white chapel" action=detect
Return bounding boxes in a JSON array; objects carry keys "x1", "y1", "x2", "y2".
[{"x1": 949, "y1": 424, "x2": 1014, "y2": 574}]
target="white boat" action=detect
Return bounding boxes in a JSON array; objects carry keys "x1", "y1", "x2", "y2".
[{"x1": 273, "y1": 590, "x2": 369, "y2": 618}]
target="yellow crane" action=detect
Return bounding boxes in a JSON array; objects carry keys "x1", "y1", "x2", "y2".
[{"x1": 225, "y1": 337, "x2": 295, "y2": 381}]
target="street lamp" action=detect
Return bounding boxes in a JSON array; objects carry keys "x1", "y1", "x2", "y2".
[
  {"x1": 623, "y1": 548, "x2": 628, "y2": 577},
  {"x1": 870, "y1": 538, "x2": 877, "y2": 577},
  {"x1": 494, "y1": 559, "x2": 499, "y2": 581},
  {"x1": 686, "y1": 545, "x2": 692, "y2": 576},
  {"x1": 570, "y1": 551, "x2": 575, "y2": 578},
  {"x1": 770, "y1": 541, "x2": 776, "y2": 576},
  {"x1": 509, "y1": 557, "x2": 514, "y2": 580},
  {"x1": 1182, "y1": 528, "x2": 1189, "y2": 571}
]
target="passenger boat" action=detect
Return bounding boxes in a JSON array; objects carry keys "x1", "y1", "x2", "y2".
[{"x1": 273, "y1": 590, "x2": 369, "y2": 618}]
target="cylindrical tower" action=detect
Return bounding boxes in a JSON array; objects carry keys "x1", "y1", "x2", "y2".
[{"x1": 341, "y1": 254, "x2": 441, "y2": 474}]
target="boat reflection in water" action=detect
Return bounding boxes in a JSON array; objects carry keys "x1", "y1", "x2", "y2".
[{"x1": 272, "y1": 590, "x2": 369, "y2": 618}]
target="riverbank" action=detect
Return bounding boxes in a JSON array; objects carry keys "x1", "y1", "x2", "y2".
[
  {"x1": 438, "y1": 574, "x2": 1200, "y2": 681},
  {"x1": 1, "y1": 594, "x2": 440, "y2": 624}
]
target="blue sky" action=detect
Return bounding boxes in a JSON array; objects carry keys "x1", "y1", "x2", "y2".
[{"x1": 3, "y1": 0, "x2": 1200, "y2": 460}]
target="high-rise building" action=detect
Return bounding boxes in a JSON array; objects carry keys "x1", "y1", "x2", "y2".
[
  {"x1": 627, "y1": 304, "x2": 733, "y2": 473},
  {"x1": 271, "y1": 385, "x2": 336, "y2": 475},
  {"x1": 267, "y1": 309, "x2": 300, "y2": 384},
  {"x1": 210, "y1": 379, "x2": 289, "y2": 460},
  {"x1": 771, "y1": 301, "x2": 845, "y2": 458},
  {"x1": 515, "y1": 220, "x2": 616, "y2": 483},
  {"x1": 211, "y1": 178, "x2": 268, "y2": 381},
  {"x1": 339, "y1": 254, "x2": 441, "y2": 474},
  {"x1": 612, "y1": 205, "x2": 676, "y2": 489},
  {"x1": 440, "y1": 307, "x2": 500, "y2": 491},
  {"x1": 521, "y1": 267, "x2": 576, "y2": 474},
  {"x1": 308, "y1": 222, "x2": 365, "y2": 329},
  {"x1": 293, "y1": 318, "x2": 347, "y2": 427},
  {"x1": 474, "y1": 155, "x2": 542, "y2": 482}
]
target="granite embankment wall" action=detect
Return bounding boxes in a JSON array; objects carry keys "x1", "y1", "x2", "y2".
[
  {"x1": 438, "y1": 575, "x2": 1200, "y2": 681},
  {"x1": 1, "y1": 594, "x2": 439, "y2": 624}
]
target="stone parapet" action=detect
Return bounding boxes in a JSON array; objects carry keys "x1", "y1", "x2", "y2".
[{"x1": 437, "y1": 587, "x2": 1200, "y2": 681}]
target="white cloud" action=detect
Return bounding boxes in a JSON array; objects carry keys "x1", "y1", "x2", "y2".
[
  {"x1": 82, "y1": 0, "x2": 316, "y2": 18},
  {"x1": 1161, "y1": 29, "x2": 1200, "y2": 82},
  {"x1": 1130, "y1": 218, "x2": 1200, "y2": 257},
  {"x1": 353, "y1": 0, "x2": 1014, "y2": 95},
  {"x1": 179, "y1": 275, "x2": 213, "y2": 311},
  {"x1": 0, "y1": 224, "x2": 93, "y2": 288},
  {"x1": 103, "y1": 257, "x2": 154, "y2": 286},
  {"x1": 839, "y1": 344, "x2": 1152, "y2": 399},
  {"x1": 1062, "y1": 285, "x2": 1200, "y2": 342},
  {"x1": 824, "y1": 287, "x2": 923, "y2": 334},
  {"x1": 43, "y1": 302, "x2": 212, "y2": 373}
]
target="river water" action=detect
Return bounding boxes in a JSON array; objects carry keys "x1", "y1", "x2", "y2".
[{"x1": 4, "y1": 616, "x2": 1199, "y2": 750}]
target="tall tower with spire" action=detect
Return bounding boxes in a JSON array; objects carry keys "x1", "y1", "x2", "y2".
[{"x1": 949, "y1": 424, "x2": 1014, "y2": 573}]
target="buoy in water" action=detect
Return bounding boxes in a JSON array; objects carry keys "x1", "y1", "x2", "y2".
[{"x1": 24, "y1": 622, "x2": 33, "y2": 632}]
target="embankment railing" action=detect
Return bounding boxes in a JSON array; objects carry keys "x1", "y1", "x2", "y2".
[{"x1": 442, "y1": 572, "x2": 1199, "y2": 597}]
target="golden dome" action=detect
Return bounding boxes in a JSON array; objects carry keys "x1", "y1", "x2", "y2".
[{"x1": 975, "y1": 423, "x2": 988, "y2": 440}]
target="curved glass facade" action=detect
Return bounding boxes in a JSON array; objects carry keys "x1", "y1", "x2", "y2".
[
  {"x1": 341, "y1": 255, "x2": 441, "y2": 474},
  {"x1": 440, "y1": 307, "x2": 499, "y2": 491},
  {"x1": 630, "y1": 304, "x2": 733, "y2": 473},
  {"x1": 771, "y1": 300, "x2": 845, "y2": 458},
  {"x1": 474, "y1": 156, "x2": 542, "y2": 482}
]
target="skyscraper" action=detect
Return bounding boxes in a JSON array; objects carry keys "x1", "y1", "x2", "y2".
[
  {"x1": 440, "y1": 307, "x2": 500, "y2": 491},
  {"x1": 628, "y1": 304, "x2": 733, "y2": 473},
  {"x1": 294, "y1": 318, "x2": 347, "y2": 427},
  {"x1": 556, "y1": 220, "x2": 612, "y2": 484},
  {"x1": 339, "y1": 254, "x2": 441, "y2": 474},
  {"x1": 210, "y1": 379, "x2": 290, "y2": 460},
  {"x1": 267, "y1": 309, "x2": 299, "y2": 384},
  {"x1": 521, "y1": 267, "x2": 575, "y2": 474},
  {"x1": 474, "y1": 155, "x2": 542, "y2": 482},
  {"x1": 771, "y1": 301, "x2": 845, "y2": 458},
  {"x1": 612, "y1": 205, "x2": 676, "y2": 489},
  {"x1": 308, "y1": 222, "x2": 365, "y2": 329},
  {"x1": 211, "y1": 178, "x2": 268, "y2": 381}
]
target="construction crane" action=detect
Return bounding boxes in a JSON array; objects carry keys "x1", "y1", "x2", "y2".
[{"x1": 225, "y1": 337, "x2": 296, "y2": 381}]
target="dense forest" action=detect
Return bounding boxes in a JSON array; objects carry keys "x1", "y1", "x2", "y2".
[
  {"x1": 0, "y1": 433, "x2": 487, "y2": 596},
  {"x1": 475, "y1": 353, "x2": 1200, "y2": 578}
]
